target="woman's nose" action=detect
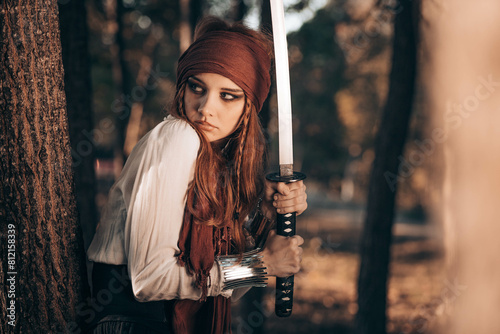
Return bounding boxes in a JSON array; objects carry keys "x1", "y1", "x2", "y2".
[{"x1": 198, "y1": 93, "x2": 216, "y2": 117}]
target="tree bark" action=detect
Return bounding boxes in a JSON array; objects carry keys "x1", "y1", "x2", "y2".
[
  {"x1": 355, "y1": 1, "x2": 420, "y2": 334},
  {"x1": 0, "y1": 0, "x2": 89, "y2": 332},
  {"x1": 59, "y1": 0, "x2": 98, "y2": 251}
]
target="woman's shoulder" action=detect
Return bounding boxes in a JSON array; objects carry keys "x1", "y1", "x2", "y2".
[{"x1": 150, "y1": 115, "x2": 200, "y2": 151}]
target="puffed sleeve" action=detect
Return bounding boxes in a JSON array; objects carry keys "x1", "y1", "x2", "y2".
[{"x1": 124, "y1": 118, "x2": 232, "y2": 301}]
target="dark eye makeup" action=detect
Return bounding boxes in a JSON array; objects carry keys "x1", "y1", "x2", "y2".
[{"x1": 187, "y1": 77, "x2": 243, "y2": 102}]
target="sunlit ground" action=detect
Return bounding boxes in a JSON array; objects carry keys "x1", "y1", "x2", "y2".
[{"x1": 232, "y1": 195, "x2": 447, "y2": 334}]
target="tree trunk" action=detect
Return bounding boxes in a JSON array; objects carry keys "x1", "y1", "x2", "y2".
[
  {"x1": 231, "y1": 0, "x2": 248, "y2": 22},
  {"x1": 179, "y1": 0, "x2": 203, "y2": 53},
  {"x1": 179, "y1": 0, "x2": 193, "y2": 53},
  {"x1": 104, "y1": 0, "x2": 131, "y2": 175},
  {"x1": 0, "y1": 0, "x2": 89, "y2": 333},
  {"x1": 258, "y1": 0, "x2": 272, "y2": 135},
  {"x1": 123, "y1": 30, "x2": 160, "y2": 155},
  {"x1": 260, "y1": 0, "x2": 271, "y2": 30},
  {"x1": 59, "y1": 0, "x2": 98, "y2": 252},
  {"x1": 355, "y1": 1, "x2": 420, "y2": 334},
  {"x1": 190, "y1": 0, "x2": 203, "y2": 32}
]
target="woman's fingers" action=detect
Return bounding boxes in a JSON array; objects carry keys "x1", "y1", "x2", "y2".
[
  {"x1": 272, "y1": 185, "x2": 308, "y2": 215},
  {"x1": 261, "y1": 231, "x2": 304, "y2": 277},
  {"x1": 263, "y1": 179, "x2": 308, "y2": 216},
  {"x1": 275, "y1": 181, "x2": 291, "y2": 195},
  {"x1": 264, "y1": 180, "x2": 304, "y2": 198},
  {"x1": 274, "y1": 203, "x2": 308, "y2": 215},
  {"x1": 292, "y1": 235, "x2": 304, "y2": 246},
  {"x1": 275, "y1": 180, "x2": 304, "y2": 195},
  {"x1": 273, "y1": 191, "x2": 307, "y2": 207}
]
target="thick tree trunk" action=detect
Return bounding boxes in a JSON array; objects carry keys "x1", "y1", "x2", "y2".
[
  {"x1": 59, "y1": 0, "x2": 98, "y2": 251},
  {"x1": 355, "y1": 1, "x2": 420, "y2": 334},
  {"x1": 0, "y1": 0, "x2": 89, "y2": 332}
]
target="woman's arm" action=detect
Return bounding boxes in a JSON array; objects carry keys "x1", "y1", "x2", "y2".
[{"x1": 124, "y1": 118, "x2": 230, "y2": 302}]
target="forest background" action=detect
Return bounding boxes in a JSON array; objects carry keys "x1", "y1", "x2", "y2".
[
  {"x1": 3, "y1": 0, "x2": 499, "y2": 333},
  {"x1": 86, "y1": 0, "x2": 435, "y2": 333},
  {"x1": 88, "y1": 0, "x2": 426, "y2": 211}
]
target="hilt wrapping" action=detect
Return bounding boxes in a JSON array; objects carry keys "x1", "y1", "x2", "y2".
[{"x1": 266, "y1": 171, "x2": 306, "y2": 317}]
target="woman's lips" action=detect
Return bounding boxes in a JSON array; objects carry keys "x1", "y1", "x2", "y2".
[{"x1": 195, "y1": 120, "x2": 216, "y2": 131}]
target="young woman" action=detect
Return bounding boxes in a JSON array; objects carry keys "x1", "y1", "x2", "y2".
[{"x1": 86, "y1": 17, "x2": 307, "y2": 334}]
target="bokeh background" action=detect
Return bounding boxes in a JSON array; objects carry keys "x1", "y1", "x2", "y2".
[
  {"x1": 80, "y1": 0, "x2": 498, "y2": 333},
  {"x1": 3, "y1": 0, "x2": 500, "y2": 332}
]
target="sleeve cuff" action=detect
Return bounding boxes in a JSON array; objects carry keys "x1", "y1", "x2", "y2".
[{"x1": 209, "y1": 261, "x2": 233, "y2": 298}]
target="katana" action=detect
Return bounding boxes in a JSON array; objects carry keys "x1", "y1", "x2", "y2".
[{"x1": 268, "y1": 0, "x2": 306, "y2": 318}]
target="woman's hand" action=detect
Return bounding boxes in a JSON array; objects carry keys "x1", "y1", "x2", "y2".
[
  {"x1": 261, "y1": 230, "x2": 304, "y2": 277},
  {"x1": 259, "y1": 179, "x2": 307, "y2": 277},
  {"x1": 260, "y1": 179, "x2": 308, "y2": 221}
]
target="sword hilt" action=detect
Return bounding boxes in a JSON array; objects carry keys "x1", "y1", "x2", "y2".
[{"x1": 266, "y1": 171, "x2": 306, "y2": 317}]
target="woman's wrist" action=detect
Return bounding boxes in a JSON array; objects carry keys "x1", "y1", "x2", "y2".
[
  {"x1": 216, "y1": 249, "x2": 268, "y2": 290},
  {"x1": 259, "y1": 247, "x2": 275, "y2": 277}
]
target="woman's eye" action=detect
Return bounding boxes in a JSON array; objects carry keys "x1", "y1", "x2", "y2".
[
  {"x1": 189, "y1": 82, "x2": 203, "y2": 93},
  {"x1": 220, "y1": 92, "x2": 238, "y2": 101}
]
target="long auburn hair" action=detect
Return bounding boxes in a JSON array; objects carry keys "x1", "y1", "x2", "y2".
[{"x1": 169, "y1": 18, "x2": 272, "y2": 254}]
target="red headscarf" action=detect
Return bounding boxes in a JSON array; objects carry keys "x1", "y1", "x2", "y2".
[
  {"x1": 176, "y1": 30, "x2": 271, "y2": 112},
  {"x1": 172, "y1": 28, "x2": 272, "y2": 334}
]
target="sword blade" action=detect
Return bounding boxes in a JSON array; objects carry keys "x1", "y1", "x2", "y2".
[{"x1": 270, "y1": 0, "x2": 294, "y2": 175}]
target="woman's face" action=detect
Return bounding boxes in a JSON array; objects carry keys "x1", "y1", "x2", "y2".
[{"x1": 184, "y1": 73, "x2": 246, "y2": 142}]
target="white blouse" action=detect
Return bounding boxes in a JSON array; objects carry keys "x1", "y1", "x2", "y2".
[{"x1": 87, "y1": 116, "x2": 233, "y2": 301}]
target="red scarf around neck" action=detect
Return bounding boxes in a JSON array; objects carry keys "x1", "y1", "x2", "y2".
[{"x1": 175, "y1": 207, "x2": 233, "y2": 334}]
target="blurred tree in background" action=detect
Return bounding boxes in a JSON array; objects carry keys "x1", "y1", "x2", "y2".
[
  {"x1": 60, "y1": 0, "x2": 98, "y2": 253},
  {"x1": 86, "y1": 0, "x2": 181, "y2": 172},
  {"x1": 287, "y1": 5, "x2": 347, "y2": 187},
  {"x1": 356, "y1": 0, "x2": 420, "y2": 333}
]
